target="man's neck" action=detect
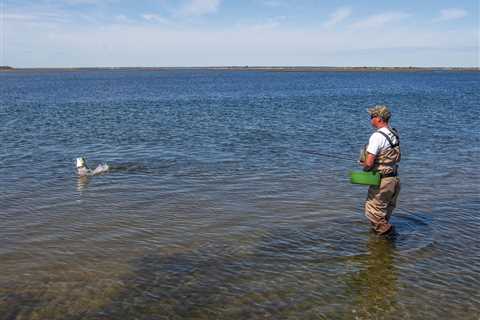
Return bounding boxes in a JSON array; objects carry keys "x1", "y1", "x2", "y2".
[{"x1": 375, "y1": 123, "x2": 389, "y2": 129}]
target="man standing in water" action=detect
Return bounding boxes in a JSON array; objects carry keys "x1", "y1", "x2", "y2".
[{"x1": 360, "y1": 105, "x2": 401, "y2": 235}]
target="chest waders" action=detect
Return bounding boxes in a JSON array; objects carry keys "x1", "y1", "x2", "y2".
[{"x1": 350, "y1": 128, "x2": 400, "y2": 186}]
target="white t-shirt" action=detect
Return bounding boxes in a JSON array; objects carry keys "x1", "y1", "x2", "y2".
[{"x1": 366, "y1": 127, "x2": 399, "y2": 156}]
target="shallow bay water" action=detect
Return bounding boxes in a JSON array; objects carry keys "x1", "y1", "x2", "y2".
[{"x1": 0, "y1": 70, "x2": 479, "y2": 319}]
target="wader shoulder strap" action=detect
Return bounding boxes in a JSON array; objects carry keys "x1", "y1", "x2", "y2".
[
  {"x1": 376, "y1": 129, "x2": 400, "y2": 148},
  {"x1": 390, "y1": 128, "x2": 400, "y2": 142}
]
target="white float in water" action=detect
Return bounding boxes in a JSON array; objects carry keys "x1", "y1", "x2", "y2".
[{"x1": 76, "y1": 157, "x2": 109, "y2": 176}]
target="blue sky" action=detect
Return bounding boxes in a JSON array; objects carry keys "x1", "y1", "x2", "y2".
[{"x1": 1, "y1": 0, "x2": 478, "y2": 67}]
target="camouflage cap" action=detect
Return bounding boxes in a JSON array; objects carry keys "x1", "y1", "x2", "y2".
[{"x1": 367, "y1": 105, "x2": 391, "y2": 120}]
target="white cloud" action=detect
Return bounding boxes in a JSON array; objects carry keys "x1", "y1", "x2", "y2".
[
  {"x1": 236, "y1": 16, "x2": 286, "y2": 31},
  {"x1": 4, "y1": 13, "x2": 39, "y2": 21},
  {"x1": 114, "y1": 15, "x2": 133, "y2": 23},
  {"x1": 5, "y1": 19, "x2": 477, "y2": 68},
  {"x1": 142, "y1": 14, "x2": 169, "y2": 24},
  {"x1": 323, "y1": 7, "x2": 352, "y2": 28},
  {"x1": 435, "y1": 8, "x2": 467, "y2": 22},
  {"x1": 351, "y1": 12, "x2": 410, "y2": 29},
  {"x1": 179, "y1": 0, "x2": 221, "y2": 17},
  {"x1": 4, "y1": 10, "x2": 70, "y2": 24}
]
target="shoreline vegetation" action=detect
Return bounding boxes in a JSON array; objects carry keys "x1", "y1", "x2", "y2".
[{"x1": 1, "y1": 65, "x2": 479, "y2": 72}]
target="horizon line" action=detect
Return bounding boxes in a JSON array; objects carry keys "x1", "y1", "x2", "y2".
[{"x1": 2, "y1": 65, "x2": 479, "y2": 72}]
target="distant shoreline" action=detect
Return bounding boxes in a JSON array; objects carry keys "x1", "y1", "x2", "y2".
[{"x1": 1, "y1": 66, "x2": 479, "y2": 72}]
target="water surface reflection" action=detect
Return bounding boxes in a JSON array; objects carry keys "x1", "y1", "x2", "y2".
[{"x1": 346, "y1": 235, "x2": 398, "y2": 319}]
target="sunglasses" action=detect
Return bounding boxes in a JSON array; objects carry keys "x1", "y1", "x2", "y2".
[{"x1": 370, "y1": 114, "x2": 378, "y2": 119}]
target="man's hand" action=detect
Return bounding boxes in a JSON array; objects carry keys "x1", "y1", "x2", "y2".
[{"x1": 362, "y1": 153, "x2": 376, "y2": 171}]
